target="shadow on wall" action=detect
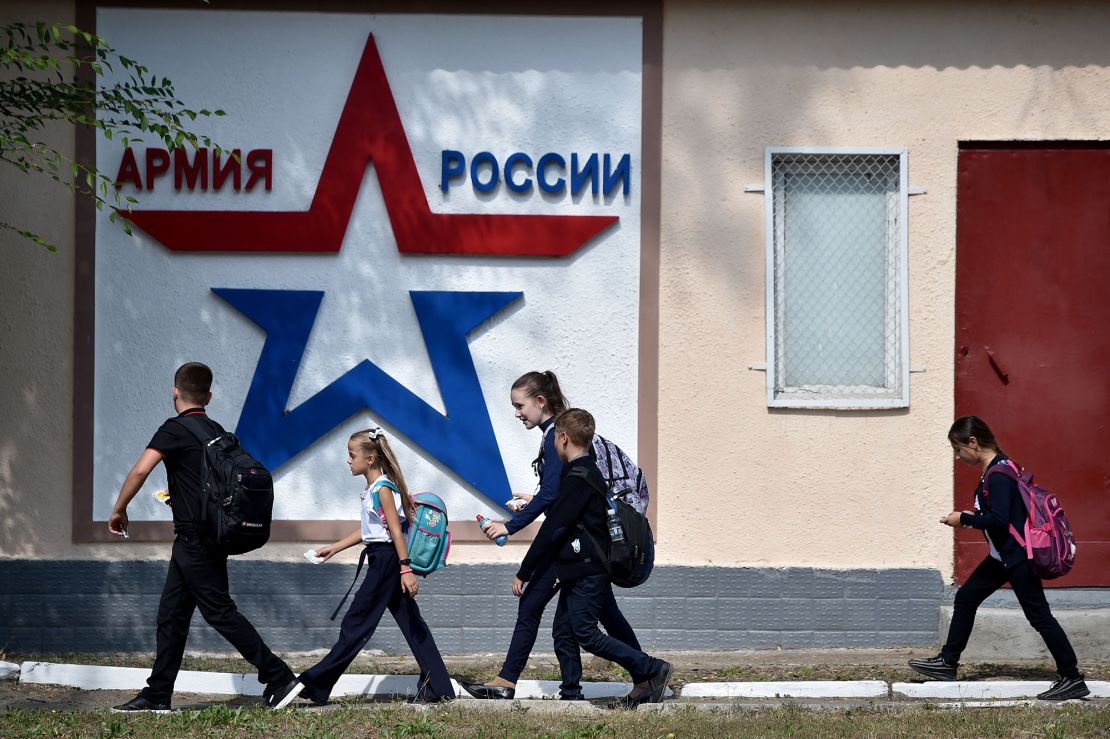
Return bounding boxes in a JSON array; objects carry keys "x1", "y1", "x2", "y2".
[{"x1": 0, "y1": 440, "x2": 37, "y2": 557}]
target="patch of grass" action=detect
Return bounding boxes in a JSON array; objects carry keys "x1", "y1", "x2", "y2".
[
  {"x1": 379, "y1": 712, "x2": 446, "y2": 737},
  {"x1": 3, "y1": 703, "x2": 1110, "y2": 739}
]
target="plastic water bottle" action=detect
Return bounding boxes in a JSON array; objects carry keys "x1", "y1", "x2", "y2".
[
  {"x1": 476, "y1": 515, "x2": 508, "y2": 546},
  {"x1": 607, "y1": 507, "x2": 625, "y2": 543}
]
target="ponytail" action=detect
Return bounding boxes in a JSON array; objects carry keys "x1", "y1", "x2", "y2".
[
  {"x1": 512, "y1": 370, "x2": 568, "y2": 416},
  {"x1": 350, "y1": 429, "x2": 416, "y2": 520}
]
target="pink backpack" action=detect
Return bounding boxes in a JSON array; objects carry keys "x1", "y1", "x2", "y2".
[{"x1": 984, "y1": 460, "x2": 1077, "y2": 580}]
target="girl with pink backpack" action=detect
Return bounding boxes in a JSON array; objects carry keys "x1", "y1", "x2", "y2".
[{"x1": 907, "y1": 416, "x2": 1088, "y2": 701}]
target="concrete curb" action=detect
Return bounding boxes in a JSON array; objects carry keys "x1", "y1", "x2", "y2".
[
  {"x1": 20, "y1": 662, "x2": 242, "y2": 695},
  {"x1": 16, "y1": 662, "x2": 1110, "y2": 702},
  {"x1": 893, "y1": 681, "x2": 1110, "y2": 699},
  {"x1": 681, "y1": 681, "x2": 887, "y2": 698},
  {"x1": 18, "y1": 662, "x2": 643, "y2": 699},
  {"x1": 0, "y1": 661, "x2": 20, "y2": 681}
]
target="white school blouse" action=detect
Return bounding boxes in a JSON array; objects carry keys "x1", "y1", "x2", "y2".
[{"x1": 361, "y1": 474, "x2": 406, "y2": 544}]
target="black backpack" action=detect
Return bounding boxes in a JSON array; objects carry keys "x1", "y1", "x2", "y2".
[
  {"x1": 172, "y1": 416, "x2": 274, "y2": 555},
  {"x1": 569, "y1": 467, "x2": 654, "y2": 588}
]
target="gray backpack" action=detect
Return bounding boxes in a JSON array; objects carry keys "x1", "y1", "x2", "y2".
[{"x1": 591, "y1": 434, "x2": 649, "y2": 515}]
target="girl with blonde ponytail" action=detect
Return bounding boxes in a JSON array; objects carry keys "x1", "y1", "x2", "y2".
[
  {"x1": 272, "y1": 428, "x2": 454, "y2": 707},
  {"x1": 366, "y1": 432, "x2": 416, "y2": 521}
]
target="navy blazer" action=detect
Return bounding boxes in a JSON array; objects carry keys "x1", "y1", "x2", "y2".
[{"x1": 516, "y1": 455, "x2": 609, "y2": 584}]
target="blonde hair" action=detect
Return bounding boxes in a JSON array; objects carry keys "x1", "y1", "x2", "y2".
[{"x1": 350, "y1": 429, "x2": 416, "y2": 520}]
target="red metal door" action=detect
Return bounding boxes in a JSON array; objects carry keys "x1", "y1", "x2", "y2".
[{"x1": 955, "y1": 144, "x2": 1110, "y2": 586}]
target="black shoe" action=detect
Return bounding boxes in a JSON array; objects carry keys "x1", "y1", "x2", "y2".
[
  {"x1": 112, "y1": 695, "x2": 172, "y2": 713},
  {"x1": 460, "y1": 681, "x2": 515, "y2": 700},
  {"x1": 646, "y1": 660, "x2": 672, "y2": 703},
  {"x1": 267, "y1": 678, "x2": 302, "y2": 709},
  {"x1": 907, "y1": 655, "x2": 958, "y2": 681},
  {"x1": 299, "y1": 688, "x2": 328, "y2": 707},
  {"x1": 559, "y1": 692, "x2": 586, "y2": 701},
  {"x1": 607, "y1": 690, "x2": 651, "y2": 709},
  {"x1": 1037, "y1": 675, "x2": 1090, "y2": 701}
]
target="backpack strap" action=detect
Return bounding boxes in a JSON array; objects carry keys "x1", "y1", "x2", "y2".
[
  {"x1": 367, "y1": 479, "x2": 400, "y2": 520},
  {"x1": 330, "y1": 545, "x2": 371, "y2": 621},
  {"x1": 568, "y1": 467, "x2": 613, "y2": 572},
  {"x1": 603, "y1": 439, "x2": 619, "y2": 483},
  {"x1": 532, "y1": 423, "x2": 556, "y2": 482},
  {"x1": 980, "y1": 461, "x2": 1027, "y2": 548},
  {"x1": 168, "y1": 416, "x2": 223, "y2": 525},
  {"x1": 569, "y1": 465, "x2": 614, "y2": 506}
]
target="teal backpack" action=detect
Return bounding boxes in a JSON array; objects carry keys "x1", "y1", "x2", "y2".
[
  {"x1": 366, "y1": 481, "x2": 451, "y2": 575},
  {"x1": 401, "y1": 490, "x2": 452, "y2": 576},
  {"x1": 330, "y1": 483, "x2": 452, "y2": 620}
]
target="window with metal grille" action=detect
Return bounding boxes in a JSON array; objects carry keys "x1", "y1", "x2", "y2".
[{"x1": 764, "y1": 148, "x2": 909, "y2": 408}]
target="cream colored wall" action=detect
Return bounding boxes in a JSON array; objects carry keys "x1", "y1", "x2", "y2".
[
  {"x1": 0, "y1": 0, "x2": 81, "y2": 557},
  {"x1": 6, "y1": 1, "x2": 1110, "y2": 575},
  {"x1": 656, "y1": 0, "x2": 1110, "y2": 577}
]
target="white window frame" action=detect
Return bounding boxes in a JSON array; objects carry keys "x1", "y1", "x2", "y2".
[{"x1": 763, "y1": 146, "x2": 910, "y2": 409}]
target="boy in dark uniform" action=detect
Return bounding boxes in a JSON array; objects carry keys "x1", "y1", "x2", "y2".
[
  {"x1": 108, "y1": 362, "x2": 298, "y2": 712},
  {"x1": 513, "y1": 408, "x2": 671, "y2": 706}
]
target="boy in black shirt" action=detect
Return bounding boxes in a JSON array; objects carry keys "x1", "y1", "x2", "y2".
[
  {"x1": 513, "y1": 408, "x2": 671, "y2": 706},
  {"x1": 107, "y1": 362, "x2": 298, "y2": 712}
]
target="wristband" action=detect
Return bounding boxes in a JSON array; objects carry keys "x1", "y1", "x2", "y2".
[
  {"x1": 399, "y1": 558, "x2": 412, "y2": 566},
  {"x1": 400, "y1": 568, "x2": 414, "y2": 575}
]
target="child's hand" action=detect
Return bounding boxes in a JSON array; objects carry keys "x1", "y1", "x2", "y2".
[
  {"x1": 108, "y1": 510, "x2": 129, "y2": 537},
  {"x1": 401, "y1": 571, "x2": 420, "y2": 597},
  {"x1": 512, "y1": 576, "x2": 526, "y2": 597},
  {"x1": 513, "y1": 492, "x2": 534, "y2": 503},
  {"x1": 484, "y1": 521, "x2": 509, "y2": 541},
  {"x1": 506, "y1": 498, "x2": 528, "y2": 512},
  {"x1": 940, "y1": 511, "x2": 965, "y2": 528},
  {"x1": 315, "y1": 543, "x2": 341, "y2": 561}
]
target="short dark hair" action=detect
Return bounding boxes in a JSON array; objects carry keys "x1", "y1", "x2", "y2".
[
  {"x1": 554, "y1": 408, "x2": 595, "y2": 447},
  {"x1": 174, "y1": 362, "x2": 213, "y2": 404}
]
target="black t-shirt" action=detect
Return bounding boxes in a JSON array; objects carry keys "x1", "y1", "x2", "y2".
[{"x1": 146, "y1": 408, "x2": 218, "y2": 531}]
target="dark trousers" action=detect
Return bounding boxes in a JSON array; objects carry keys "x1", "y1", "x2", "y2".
[
  {"x1": 498, "y1": 558, "x2": 641, "y2": 684},
  {"x1": 942, "y1": 557, "x2": 1080, "y2": 678},
  {"x1": 552, "y1": 574, "x2": 659, "y2": 698},
  {"x1": 299, "y1": 543, "x2": 454, "y2": 702},
  {"x1": 142, "y1": 534, "x2": 293, "y2": 702}
]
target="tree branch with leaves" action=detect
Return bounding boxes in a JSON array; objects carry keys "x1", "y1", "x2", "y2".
[{"x1": 1, "y1": 21, "x2": 227, "y2": 251}]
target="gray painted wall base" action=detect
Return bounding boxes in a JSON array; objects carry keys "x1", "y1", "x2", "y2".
[
  {"x1": 938, "y1": 606, "x2": 1110, "y2": 661},
  {"x1": 0, "y1": 560, "x2": 946, "y2": 654}
]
